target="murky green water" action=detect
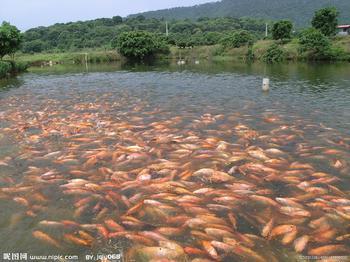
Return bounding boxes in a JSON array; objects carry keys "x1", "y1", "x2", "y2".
[{"x1": 0, "y1": 61, "x2": 349, "y2": 262}]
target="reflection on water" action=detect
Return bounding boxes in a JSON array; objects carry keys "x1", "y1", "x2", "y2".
[{"x1": 0, "y1": 61, "x2": 350, "y2": 261}]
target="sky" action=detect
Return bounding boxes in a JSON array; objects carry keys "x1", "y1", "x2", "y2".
[{"x1": 0, "y1": 0, "x2": 216, "y2": 31}]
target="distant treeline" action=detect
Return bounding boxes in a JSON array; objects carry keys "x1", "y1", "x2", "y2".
[{"x1": 22, "y1": 16, "x2": 269, "y2": 53}]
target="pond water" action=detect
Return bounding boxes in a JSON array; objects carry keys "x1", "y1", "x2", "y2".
[{"x1": 0, "y1": 61, "x2": 349, "y2": 261}]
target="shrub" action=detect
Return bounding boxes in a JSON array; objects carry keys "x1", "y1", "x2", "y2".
[
  {"x1": 220, "y1": 30, "x2": 254, "y2": 48},
  {"x1": 0, "y1": 61, "x2": 28, "y2": 78},
  {"x1": 213, "y1": 45, "x2": 226, "y2": 56},
  {"x1": 245, "y1": 46, "x2": 255, "y2": 62},
  {"x1": 262, "y1": 43, "x2": 285, "y2": 63},
  {"x1": 12, "y1": 61, "x2": 29, "y2": 73},
  {"x1": 298, "y1": 28, "x2": 332, "y2": 60},
  {"x1": 0, "y1": 61, "x2": 12, "y2": 78}
]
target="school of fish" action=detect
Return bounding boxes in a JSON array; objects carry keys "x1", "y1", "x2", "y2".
[{"x1": 0, "y1": 89, "x2": 349, "y2": 262}]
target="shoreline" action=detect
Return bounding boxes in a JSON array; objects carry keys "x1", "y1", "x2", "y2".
[
  {"x1": 15, "y1": 37, "x2": 350, "y2": 68},
  {"x1": 1, "y1": 36, "x2": 349, "y2": 80}
]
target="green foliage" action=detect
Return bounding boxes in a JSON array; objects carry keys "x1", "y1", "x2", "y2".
[
  {"x1": 12, "y1": 61, "x2": 29, "y2": 73},
  {"x1": 135, "y1": 0, "x2": 350, "y2": 28},
  {"x1": 311, "y1": 7, "x2": 339, "y2": 36},
  {"x1": 272, "y1": 20, "x2": 293, "y2": 40},
  {"x1": 22, "y1": 16, "x2": 267, "y2": 53},
  {"x1": 115, "y1": 31, "x2": 169, "y2": 60},
  {"x1": 0, "y1": 22, "x2": 23, "y2": 59},
  {"x1": 0, "y1": 61, "x2": 28, "y2": 78},
  {"x1": 245, "y1": 46, "x2": 255, "y2": 62},
  {"x1": 298, "y1": 28, "x2": 332, "y2": 59},
  {"x1": 262, "y1": 43, "x2": 285, "y2": 63},
  {"x1": 22, "y1": 40, "x2": 48, "y2": 53},
  {"x1": 0, "y1": 61, "x2": 12, "y2": 77},
  {"x1": 220, "y1": 31, "x2": 254, "y2": 48},
  {"x1": 112, "y1": 16, "x2": 123, "y2": 24}
]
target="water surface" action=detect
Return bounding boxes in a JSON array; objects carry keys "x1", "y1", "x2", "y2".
[{"x1": 0, "y1": 61, "x2": 349, "y2": 261}]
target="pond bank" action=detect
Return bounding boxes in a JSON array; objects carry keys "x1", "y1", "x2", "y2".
[
  {"x1": 7, "y1": 36, "x2": 350, "y2": 72},
  {"x1": 170, "y1": 37, "x2": 350, "y2": 62},
  {"x1": 14, "y1": 51, "x2": 123, "y2": 67}
]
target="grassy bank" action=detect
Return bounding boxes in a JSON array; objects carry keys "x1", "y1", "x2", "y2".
[
  {"x1": 169, "y1": 36, "x2": 350, "y2": 62},
  {"x1": 0, "y1": 61, "x2": 29, "y2": 78},
  {"x1": 14, "y1": 50, "x2": 122, "y2": 66},
  {"x1": 12, "y1": 36, "x2": 350, "y2": 67}
]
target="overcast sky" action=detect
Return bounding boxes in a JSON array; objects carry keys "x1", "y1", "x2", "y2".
[{"x1": 0, "y1": 0, "x2": 216, "y2": 31}]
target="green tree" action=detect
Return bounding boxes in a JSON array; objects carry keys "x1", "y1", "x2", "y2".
[
  {"x1": 115, "y1": 31, "x2": 168, "y2": 60},
  {"x1": 112, "y1": 16, "x2": 123, "y2": 24},
  {"x1": 311, "y1": 7, "x2": 339, "y2": 36},
  {"x1": 22, "y1": 40, "x2": 48, "y2": 53},
  {"x1": 298, "y1": 28, "x2": 331, "y2": 59},
  {"x1": 0, "y1": 22, "x2": 23, "y2": 59},
  {"x1": 272, "y1": 20, "x2": 293, "y2": 40}
]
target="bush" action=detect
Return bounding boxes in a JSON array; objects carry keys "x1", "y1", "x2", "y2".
[
  {"x1": 298, "y1": 28, "x2": 332, "y2": 60},
  {"x1": 213, "y1": 45, "x2": 226, "y2": 56},
  {"x1": 245, "y1": 46, "x2": 255, "y2": 62},
  {"x1": 272, "y1": 20, "x2": 293, "y2": 40},
  {"x1": 114, "y1": 31, "x2": 169, "y2": 60},
  {"x1": 220, "y1": 30, "x2": 254, "y2": 48},
  {"x1": 0, "y1": 61, "x2": 12, "y2": 78},
  {"x1": 262, "y1": 43, "x2": 285, "y2": 63},
  {"x1": 12, "y1": 61, "x2": 29, "y2": 73},
  {"x1": 0, "y1": 61, "x2": 28, "y2": 78}
]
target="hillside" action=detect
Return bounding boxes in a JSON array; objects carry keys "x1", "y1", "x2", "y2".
[
  {"x1": 22, "y1": 16, "x2": 267, "y2": 53},
  {"x1": 132, "y1": 0, "x2": 350, "y2": 27}
]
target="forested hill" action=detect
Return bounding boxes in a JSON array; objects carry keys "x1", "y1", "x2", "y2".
[
  {"x1": 22, "y1": 16, "x2": 267, "y2": 53},
  {"x1": 131, "y1": 0, "x2": 350, "y2": 27}
]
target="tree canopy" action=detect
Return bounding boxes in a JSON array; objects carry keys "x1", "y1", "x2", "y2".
[
  {"x1": 21, "y1": 16, "x2": 268, "y2": 53},
  {"x1": 272, "y1": 20, "x2": 293, "y2": 40},
  {"x1": 311, "y1": 7, "x2": 339, "y2": 36},
  {"x1": 0, "y1": 22, "x2": 22, "y2": 59},
  {"x1": 114, "y1": 31, "x2": 168, "y2": 60},
  {"x1": 220, "y1": 30, "x2": 255, "y2": 48}
]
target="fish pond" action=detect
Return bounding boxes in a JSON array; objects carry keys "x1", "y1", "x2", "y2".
[{"x1": 0, "y1": 61, "x2": 350, "y2": 262}]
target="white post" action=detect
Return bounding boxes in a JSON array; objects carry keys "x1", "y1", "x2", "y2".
[
  {"x1": 265, "y1": 23, "x2": 268, "y2": 37},
  {"x1": 166, "y1": 21, "x2": 169, "y2": 37},
  {"x1": 262, "y1": 78, "x2": 270, "y2": 91}
]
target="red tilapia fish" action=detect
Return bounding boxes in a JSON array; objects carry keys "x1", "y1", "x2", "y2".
[{"x1": 0, "y1": 91, "x2": 349, "y2": 262}]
